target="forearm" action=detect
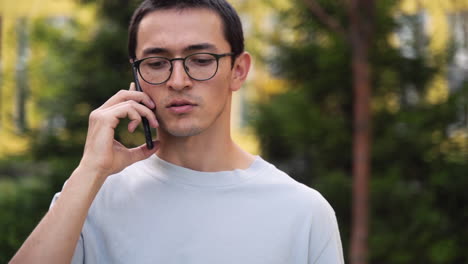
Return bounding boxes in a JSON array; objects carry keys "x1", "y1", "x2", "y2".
[
  {"x1": 10, "y1": 166, "x2": 105, "y2": 264},
  {"x1": 10, "y1": 86, "x2": 158, "y2": 263}
]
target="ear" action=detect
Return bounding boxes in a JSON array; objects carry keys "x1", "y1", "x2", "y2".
[{"x1": 229, "y1": 52, "x2": 251, "y2": 92}]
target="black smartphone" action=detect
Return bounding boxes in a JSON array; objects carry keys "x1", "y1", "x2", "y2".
[{"x1": 131, "y1": 66, "x2": 154, "y2": 149}]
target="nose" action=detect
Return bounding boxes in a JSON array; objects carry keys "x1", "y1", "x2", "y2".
[{"x1": 166, "y1": 59, "x2": 192, "y2": 91}]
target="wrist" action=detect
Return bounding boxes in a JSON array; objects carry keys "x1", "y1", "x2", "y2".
[
  {"x1": 71, "y1": 164, "x2": 108, "y2": 191},
  {"x1": 76, "y1": 157, "x2": 113, "y2": 179}
]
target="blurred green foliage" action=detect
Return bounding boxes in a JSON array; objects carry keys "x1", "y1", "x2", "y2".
[
  {"x1": 0, "y1": 0, "x2": 142, "y2": 261},
  {"x1": 0, "y1": 157, "x2": 76, "y2": 263},
  {"x1": 251, "y1": 0, "x2": 468, "y2": 263}
]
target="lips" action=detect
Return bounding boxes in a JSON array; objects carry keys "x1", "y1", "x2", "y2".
[{"x1": 166, "y1": 99, "x2": 197, "y2": 114}]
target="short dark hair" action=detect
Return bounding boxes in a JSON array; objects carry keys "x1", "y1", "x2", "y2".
[{"x1": 128, "y1": 0, "x2": 244, "y2": 60}]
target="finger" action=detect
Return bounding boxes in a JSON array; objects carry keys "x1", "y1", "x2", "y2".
[
  {"x1": 128, "y1": 119, "x2": 140, "y2": 133},
  {"x1": 97, "y1": 103, "x2": 142, "y2": 130},
  {"x1": 106, "y1": 101, "x2": 159, "y2": 128},
  {"x1": 128, "y1": 140, "x2": 160, "y2": 164},
  {"x1": 129, "y1": 82, "x2": 136, "y2": 91},
  {"x1": 100, "y1": 90, "x2": 155, "y2": 110}
]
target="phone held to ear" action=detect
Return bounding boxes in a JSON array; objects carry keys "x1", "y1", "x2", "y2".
[{"x1": 131, "y1": 66, "x2": 154, "y2": 149}]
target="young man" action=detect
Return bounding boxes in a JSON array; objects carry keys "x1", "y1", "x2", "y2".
[{"x1": 11, "y1": 0, "x2": 344, "y2": 263}]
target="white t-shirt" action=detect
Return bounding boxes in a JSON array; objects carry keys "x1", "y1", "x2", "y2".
[{"x1": 51, "y1": 155, "x2": 344, "y2": 264}]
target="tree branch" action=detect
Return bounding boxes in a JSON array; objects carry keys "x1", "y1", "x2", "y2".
[{"x1": 302, "y1": 0, "x2": 348, "y2": 38}]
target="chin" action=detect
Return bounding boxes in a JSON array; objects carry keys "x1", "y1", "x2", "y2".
[
  {"x1": 164, "y1": 125, "x2": 204, "y2": 137},
  {"x1": 156, "y1": 113, "x2": 204, "y2": 137}
]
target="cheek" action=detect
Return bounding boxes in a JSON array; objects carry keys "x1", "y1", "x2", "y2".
[
  {"x1": 204, "y1": 82, "x2": 230, "y2": 112},
  {"x1": 140, "y1": 84, "x2": 161, "y2": 103},
  {"x1": 140, "y1": 80, "x2": 152, "y2": 92}
]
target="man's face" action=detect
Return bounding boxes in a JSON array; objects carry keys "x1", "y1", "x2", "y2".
[{"x1": 135, "y1": 8, "x2": 235, "y2": 137}]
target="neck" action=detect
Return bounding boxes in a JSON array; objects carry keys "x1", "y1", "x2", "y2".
[{"x1": 155, "y1": 100, "x2": 254, "y2": 172}]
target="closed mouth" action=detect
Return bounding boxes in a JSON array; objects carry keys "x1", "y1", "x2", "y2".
[{"x1": 166, "y1": 99, "x2": 197, "y2": 108}]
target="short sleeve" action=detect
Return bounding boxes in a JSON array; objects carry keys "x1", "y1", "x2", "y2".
[
  {"x1": 309, "y1": 224, "x2": 344, "y2": 263},
  {"x1": 71, "y1": 234, "x2": 85, "y2": 264},
  {"x1": 307, "y1": 192, "x2": 344, "y2": 264}
]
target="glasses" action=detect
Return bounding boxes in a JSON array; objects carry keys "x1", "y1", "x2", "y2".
[{"x1": 132, "y1": 52, "x2": 234, "y2": 85}]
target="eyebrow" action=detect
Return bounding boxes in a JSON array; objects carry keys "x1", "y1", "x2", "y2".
[
  {"x1": 141, "y1": 43, "x2": 218, "y2": 57},
  {"x1": 184, "y1": 43, "x2": 217, "y2": 52}
]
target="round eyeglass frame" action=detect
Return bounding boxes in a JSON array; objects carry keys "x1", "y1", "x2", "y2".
[{"x1": 132, "y1": 52, "x2": 234, "y2": 85}]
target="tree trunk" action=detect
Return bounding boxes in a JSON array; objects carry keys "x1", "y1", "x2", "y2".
[
  {"x1": 349, "y1": 0, "x2": 373, "y2": 263},
  {"x1": 302, "y1": 1, "x2": 374, "y2": 262},
  {"x1": 349, "y1": 41, "x2": 371, "y2": 264}
]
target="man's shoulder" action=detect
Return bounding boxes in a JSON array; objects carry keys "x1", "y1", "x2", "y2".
[
  {"x1": 93, "y1": 156, "x2": 156, "y2": 202},
  {"x1": 256, "y1": 158, "x2": 335, "y2": 214},
  {"x1": 49, "y1": 157, "x2": 154, "y2": 210}
]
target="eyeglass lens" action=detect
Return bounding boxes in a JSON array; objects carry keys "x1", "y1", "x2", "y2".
[{"x1": 139, "y1": 53, "x2": 219, "y2": 84}]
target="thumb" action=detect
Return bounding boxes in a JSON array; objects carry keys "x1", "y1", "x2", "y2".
[{"x1": 128, "y1": 140, "x2": 160, "y2": 164}]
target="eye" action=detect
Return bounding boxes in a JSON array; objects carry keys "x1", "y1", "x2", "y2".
[
  {"x1": 144, "y1": 58, "x2": 170, "y2": 69},
  {"x1": 188, "y1": 55, "x2": 216, "y2": 66}
]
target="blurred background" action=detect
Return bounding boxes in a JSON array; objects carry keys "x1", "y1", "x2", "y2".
[{"x1": 0, "y1": 0, "x2": 467, "y2": 263}]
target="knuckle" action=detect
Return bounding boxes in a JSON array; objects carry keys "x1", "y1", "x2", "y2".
[
  {"x1": 116, "y1": 89, "x2": 128, "y2": 97},
  {"x1": 141, "y1": 107, "x2": 153, "y2": 116},
  {"x1": 89, "y1": 110, "x2": 101, "y2": 121},
  {"x1": 127, "y1": 100, "x2": 140, "y2": 108},
  {"x1": 117, "y1": 89, "x2": 127, "y2": 95},
  {"x1": 129, "y1": 112, "x2": 142, "y2": 122}
]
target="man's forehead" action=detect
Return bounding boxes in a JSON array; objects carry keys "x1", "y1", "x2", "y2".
[
  {"x1": 141, "y1": 43, "x2": 220, "y2": 57},
  {"x1": 136, "y1": 8, "x2": 228, "y2": 56}
]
